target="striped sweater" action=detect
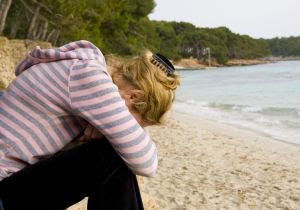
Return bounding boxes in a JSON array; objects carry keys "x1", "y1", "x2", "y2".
[{"x1": 0, "y1": 40, "x2": 158, "y2": 181}]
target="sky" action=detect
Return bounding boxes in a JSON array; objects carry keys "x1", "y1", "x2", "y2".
[{"x1": 149, "y1": 0, "x2": 300, "y2": 39}]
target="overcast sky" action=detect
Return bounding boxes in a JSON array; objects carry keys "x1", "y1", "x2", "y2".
[{"x1": 149, "y1": 0, "x2": 300, "y2": 39}]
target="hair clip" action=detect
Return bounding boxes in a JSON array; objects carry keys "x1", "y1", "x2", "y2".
[{"x1": 151, "y1": 53, "x2": 175, "y2": 76}]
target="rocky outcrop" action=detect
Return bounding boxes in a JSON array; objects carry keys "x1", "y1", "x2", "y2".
[
  {"x1": 173, "y1": 57, "x2": 271, "y2": 69},
  {"x1": 173, "y1": 57, "x2": 221, "y2": 69},
  {"x1": 0, "y1": 36, "x2": 52, "y2": 90},
  {"x1": 173, "y1": 58, "x2": 208, "y2": 69},
  {"x1": 226, "y1": 59, "x2": 268, "y2": 66}
]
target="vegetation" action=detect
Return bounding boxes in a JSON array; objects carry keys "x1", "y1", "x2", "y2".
[
  {"x1": 266, "y1": 36, "x2": 300, "y2": 57},
  {"x1": 0, "y1": 0, "x2": 299, "y2": 64}
]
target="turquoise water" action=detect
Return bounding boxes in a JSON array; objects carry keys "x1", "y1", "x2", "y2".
[{"x1": 174, "y1": 61, "x2": 300, "y2": 145}]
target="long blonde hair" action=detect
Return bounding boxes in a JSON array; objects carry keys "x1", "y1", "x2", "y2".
[{"x1": 107, "y1": 51, "x2": 180, "y2": 125}]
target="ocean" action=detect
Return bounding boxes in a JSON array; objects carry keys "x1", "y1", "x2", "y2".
[{"x1": 174, "y1": 61, "x2": 300, "y2": 145}]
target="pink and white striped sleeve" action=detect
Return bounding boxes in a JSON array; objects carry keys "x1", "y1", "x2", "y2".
[{"x1": 68, "y1": 59, "x2": 158, "y2": 177}]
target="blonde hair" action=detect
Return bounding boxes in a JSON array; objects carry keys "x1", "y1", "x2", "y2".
[{"x1": 108, "y1": 51, "x2": 180, "y2": 125}]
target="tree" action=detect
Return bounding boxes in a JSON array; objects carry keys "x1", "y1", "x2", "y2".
[
  {"x1": 180, "y1": 30, "x2": 206, "y2": 59},
  {"x1": 152, "y1": 21, "x2": 180, "y2": 59},
  {"x1": 267, "y1": 36, "x2": 300, "y2": 57},
  {"x1": 2, "y1": 0, "x2": 273, "y2": 62},
  {"x1": 0, "y1": 0, "x2": 12, "y2": 34}
]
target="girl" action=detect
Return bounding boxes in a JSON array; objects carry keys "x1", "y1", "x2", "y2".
[{"x1": 0, "y1": 40, "x2": 179, "y2": 209}]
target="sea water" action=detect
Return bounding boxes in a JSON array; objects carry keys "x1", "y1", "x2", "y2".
[{"x1": 174, "y1": 61, "x2": 300, "y2": 145}]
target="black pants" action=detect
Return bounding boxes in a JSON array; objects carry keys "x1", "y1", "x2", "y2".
[{"x1": 0, "y1": 139, "x2": 144, "y2": 210}]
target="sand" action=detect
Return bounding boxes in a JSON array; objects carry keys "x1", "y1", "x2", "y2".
[
  {"x1": 69, "y1": 110, "x2": 300, "y2": 209},
  {"x1": 142, "y1": 111, "x2": 300, "y2": 209}
]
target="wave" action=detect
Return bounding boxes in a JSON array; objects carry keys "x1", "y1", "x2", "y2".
[
  {"x1": 173, "y1": 100, "x2": 300, "y2": 145},
  {"x1": 179, "y1": 100, "x2": 300, "y2": 117}
]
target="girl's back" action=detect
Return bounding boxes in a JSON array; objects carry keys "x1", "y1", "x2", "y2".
[{"x1": 0, "y1": 40, "x2": 158, "y2": 180}]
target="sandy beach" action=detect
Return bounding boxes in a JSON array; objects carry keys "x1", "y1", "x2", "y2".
[
  {"x1": 69, "y1": 110, "x2": 300, "y2": 210},
  {"x1": 2, "y1": 36, "x2": 298, "y2": 210},
  {"x1": 141, "y1": 111, "x2": 300, "y2": 209}
]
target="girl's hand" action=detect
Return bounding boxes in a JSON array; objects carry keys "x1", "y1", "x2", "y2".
[{"x1": 79, "y1": 124, "x2": 104, "y2": 142}]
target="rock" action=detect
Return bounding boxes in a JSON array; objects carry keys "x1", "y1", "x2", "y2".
[
  {"x1": 0, "y1": 36, "x2": 52, "y2": 90},
  {"x1": 226, "y1": 59, "x2": 268, "y2": 66}
]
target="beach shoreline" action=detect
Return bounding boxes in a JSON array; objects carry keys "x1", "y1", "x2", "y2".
[
  {"x1": 141, "y1": 110, "x2": 300, "y2": 209},
  {"x1": 173, "y1": 58, "x2": 271, "y2": 70},
  {"x1": 175, "y1": 110, "x2": 300, "y2": 148},
  {"x1": 173, "y1": 57, "x2": 300, "y2": 70}
]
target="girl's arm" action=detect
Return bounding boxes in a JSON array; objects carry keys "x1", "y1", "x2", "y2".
[{"x1": 68, "y1": 60, "x2": 158, "y2": 177}]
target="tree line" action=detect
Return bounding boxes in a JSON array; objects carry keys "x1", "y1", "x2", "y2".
[
  {"x1": 266, "y1": 36, "x2": 300, "y2": 57},
  {"x1": 0, "y1": 0, "x2": 299, "y2": 64}
]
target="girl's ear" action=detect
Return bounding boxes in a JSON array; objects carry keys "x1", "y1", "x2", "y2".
[{"x1": 129, "y1": 90, "x2": 145, "y2": 103}]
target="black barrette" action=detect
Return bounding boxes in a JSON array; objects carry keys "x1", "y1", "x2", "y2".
[{"x1": 151, "y1": 53, "x2": 175, "y2": 76}]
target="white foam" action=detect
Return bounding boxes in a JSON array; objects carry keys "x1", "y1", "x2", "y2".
[
  {"x1": 254, "y1": 117, "x2": 281, "y2": 125},
  {"x1": 242, "y1": 106, "x2": 263, "y2": 113},
  {"x1": 173, "y1": 100, "x2": 300, "y2": 145},
  {"x1": 186, "y1": 100, "x2": 209, "y2": 106}
]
